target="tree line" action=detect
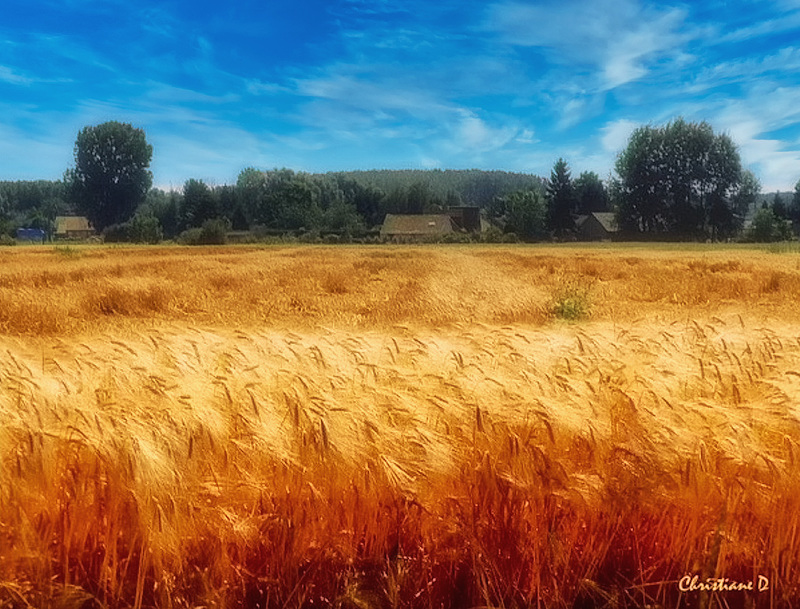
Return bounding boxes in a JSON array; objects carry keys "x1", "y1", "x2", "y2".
[{"x1": 2, "y1": 118, "x2": 800, "y2": 244}]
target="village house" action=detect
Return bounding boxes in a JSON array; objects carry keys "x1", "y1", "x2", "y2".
[
  {"x1": 575, "y1": 212, "x2": 619, "y2": 241},
  {"x1": 380, "y1": 206, "x2": 483, "y2": 241},
  {"x1": 54, "y1": 216, "x2": 94, "y2": 240}
]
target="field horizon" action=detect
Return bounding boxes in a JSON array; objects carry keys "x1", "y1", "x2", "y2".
[{"x1": 2, "y1": 244, "x2": 800, "y2": 608}]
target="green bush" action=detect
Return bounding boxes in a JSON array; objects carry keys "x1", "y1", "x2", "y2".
[
  {"x1": 176, "y1": 227, "x2": 203, "y2": 245},
  {"x1": 53, "y1": 244, "x2": 81, "y2": 258},
  {"x1": 749, "y1": 207, "x2": 794, "y2": 242},
  {"x1": 439, "y1": 232, "x2": 472, "y2": 243},
  {"x1": 200, "y1": 218, "x2": 230, "y2": 244},
  {"x1": 128, "y1": 213, "x2": 163, "y2": 244},
  {"x1": 178, "y1": 218, "x2": 230, "y2": 245},
  {"x1": 0, "y1": 234, "x2": 16, "y2": 246},
  {"x1": 551, "y1": 279, "x2": 592, "y2": 321},
  {"x1": 102, "y1": 223, "x2": 130, "y2": 243},
  {"x1": 481, "y1": 226, "x2": 504, "y2": 243},
  {"x1": 299, "y1": 230, "x2": 321, "y2": 244}
]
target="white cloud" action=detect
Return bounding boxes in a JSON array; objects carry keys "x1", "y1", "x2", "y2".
[
  {"x1": 603, "y1": 59, "x2": 647, "y2": 91},
  {"x1": 711, "y1": 85, "x2": 800, "y2": 191},
  {"x1": 0, "y1": 118, "x2": 75, "y2": 180},
  {"x1": 418, "y1": 156, "x2": 442, "y2": 169},
  {"x1": 0, "y1": 65, "x2": 31, "y2": 85},
  {"x1": 455, "y1": 112, "x2": 516, "y2": 151},
  {"x1": 601, "y1": 119, "x2": 638, "y2": 154},
  {"x1": 307, "y1": 71, "x2": 436, "y2": 107},
  {"x1": 486, "y1": 0, "x2": 692, "y2": 89},
  {"x1": 29, "y1": 33, "x2": 116, "y2": 72},
  {"x1": 559, "y1": 99, "x2": 590, "y2": 129},
  {"x1": 515, "y1": 128, "x2": 536, "y2": 144},
  {"x1": 245, "y1": 79, "x2": 291, "y2": 95},
  {"x1": 739, "y1": 139, "x2": 800, "y2": 192},
  {"x1": 136, "y1": 81, "x2": 240, "y2": 105},
  {"x1": 718, "y1": 10, "x2": 800, "y2": 43},
  {"x1": 686, "y1": 47, "x2": 800, "y2": 94}
]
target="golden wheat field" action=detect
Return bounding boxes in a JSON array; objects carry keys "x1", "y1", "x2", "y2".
[{"x1": 2, "y1": 243, "x2": 800, "y2": 609}]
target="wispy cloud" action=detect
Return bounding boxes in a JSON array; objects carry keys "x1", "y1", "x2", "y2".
[
  {"x1": 711, "y1": 84, "x2": 800, "y2": 189},
  {"x1": 601, "y1": 119, "x2": 639, "y2": 155},
  {"x1": 451, "y1": 111, "x2": 518, "y2": 152},
  {"x1": 485, "y1": 0, "x2": 693, "y2": 90},
  {"x1": 0, "y1": 65, "x2": 30, "y2": 85},
  {"x1": 717, "y1": 9, "x2": 800, "y2": 43},
  {"x1": 685, "y1": 46, "x2": 800, "y2": 94}
]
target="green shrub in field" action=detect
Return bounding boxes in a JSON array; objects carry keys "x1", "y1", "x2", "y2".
[
  {"x1": 178, "y1": 218, "x2": 230, "y2": 245},
  {"x1": 481, "y1": 226, "x2": 504, "y2": 243},
  {"x1": 551, "y1": 278, "x2": 592, "y2": 321},
  {"x1": 102, "y1": 223, "x2": 130, "y2": 243},
  {"x1": 199, "y1": 218, "x2": 230, "y2": 244},
  {"x1": 53, "y1": 244, "x2": 82, "y2": 258},
  {"x1": 128, "y1": 213, "x2": 163, "y2": 244},
  {"x1": 748, "y1": 207, "x2": 794, "y2": 242},
  {"x1": 439, "y1": 232, "x2": 472, "y2": 243},
  {"x1": 299, "y1": 230, "x2": 321, "y2": 244},
  {"x1": 177, "y1": 227, "x2": 202, "y2": 245},
  {"x1": 0, "y1": 234, "x2": 16, "y2": 246}
]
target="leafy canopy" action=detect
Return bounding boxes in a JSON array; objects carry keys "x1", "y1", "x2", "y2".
[
  {"x1": 66, "y1": 121, "x2": 153, "y2": 231},
  {"x1": 613, "y1": 118, "x2": 743, "y2": 238}
]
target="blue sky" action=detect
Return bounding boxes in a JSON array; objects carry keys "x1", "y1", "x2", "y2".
[{"x1": 2, "y1": 0, "x2": 800, "y2": 191}]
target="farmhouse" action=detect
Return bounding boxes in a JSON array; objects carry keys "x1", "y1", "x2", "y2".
[
  {"x1": 575, "y1": 212, "x2": 619, "y2": 241},
  {"x1": 54, "y1": 216, "x2": 94, "y2": 240},
  {"x1": 380, "y1": 206, "x2": 483, "y2": 241}
]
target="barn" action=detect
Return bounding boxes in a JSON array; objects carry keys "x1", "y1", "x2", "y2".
[
  {"x1": 575, "y1": 212, "x2": 619, "y2": 241},
  {"x1": 380, "y1": 206, "x2": 483, "y2": 241},
  {"x1": 380, "y1": 214, "x2": 455, "y2": 240},
  {"x1": 54, "y1": 216, "x2": 94, "y2": 240}
]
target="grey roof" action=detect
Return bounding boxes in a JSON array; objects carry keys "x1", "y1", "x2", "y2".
[
  {"x1": 575, "y1": 215, "x2": 590, "y2": 228},
  {"x1": 589, "y1": 212, "x2": 618, "y2": 233}
]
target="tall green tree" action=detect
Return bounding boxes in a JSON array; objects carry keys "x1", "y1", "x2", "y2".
[
  {"x1": 546, "y1": 158, "x2": 576, "y2": 236},
  {"x1": 613, "y1": 118, "x2": 742, "y2": 239},
  {"x1": 574, "y1": 171, "x2": 609, "y2": 214},
  {"x1": 0, "y1": 190, "x2": 10, "y2": 237},
  {"x1": 383, "y1": 182, "x2": 436, "y2": 215},
  {"x1": 181, "y1": 179, "x2": 218, "y2": 229},
  {"x1": 65, "y1": 121, "x2": 153, "y2": 231},
  {"x1": 143, "y1": 188, "x2": 181, "y2": 239},
  {"x1": 731, "y1": 170, "x2": 760, "y2": 222},
  {"x1": 791, "y1": 178, "x2": 800, "y2": 225},
  {"x1": 236, "y1": 168, "x2": 321, "y2": 230},
  {"x1": 772, "y1": 192, "x2": 790, "y2": 220},
  {"x1": 214, "y1": 185, "x2": 248, "y2": 230},
  {"x1": 749, "y1": 206, "x2": 792, "y2": 242},
  {"x1": 337, "y1": 177, "x2": 385, "y2": 228},
  {"x1": 501, "y1": 189, "x2": 546, "y2": 241}
]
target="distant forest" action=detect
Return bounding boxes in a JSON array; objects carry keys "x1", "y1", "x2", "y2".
[{"x1": 328, "y1": 169, "x2": 545, "y2": 206}]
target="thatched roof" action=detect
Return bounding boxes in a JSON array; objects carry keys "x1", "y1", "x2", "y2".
[
  {"x1": 380, "y1": 214, "x2": 455, "y2": 237},
  {"x1": 55, "y1": 216, "x2": 93, "y2": 234}
]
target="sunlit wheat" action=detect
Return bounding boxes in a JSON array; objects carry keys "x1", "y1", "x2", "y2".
[{"x1": 1, "y1": 244, "x2": 800, "y2": 607}]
